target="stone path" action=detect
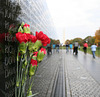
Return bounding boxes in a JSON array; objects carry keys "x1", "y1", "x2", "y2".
[
  {"x1": 32, "y1": 49, "x2": 100, "y2": 97},
  {"x1": 32, "y1": 51, "x2": 60, "y2": 97},
  {"x1": 64, "y1": 50, "x2": 100, "y2": 97}
]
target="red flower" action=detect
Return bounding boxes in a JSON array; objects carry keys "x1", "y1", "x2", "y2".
[
  {"x1": 12, "y1": 37, "x2": 16, "y2": 42},
  {"x1": 36, "y1": 31, "x2": 50, "y2": 46},
  {"x1": 31, "y1": 35, "x2": 37, "y2": 43},
  {"x1": 0, "y1": 33, "x2": 5, "y2": 43},
  {"x1": 26, "y1": 34, "x2": 31, "y2": 41},
  {"x1": 33, "y1": 52, "x2": 38, "y2": 56},
  {"x1": 18, "y1": 52, "x2": 21, "y2": 56},
  {"x1": 26, "y1": 34, "x2": 37, "y2": 43},
  {"x1": 9, "y1": 24, "x2": 15, "y2": 29},
  {"x1": 40, "y1": 48, "x2": 46, "y2": 54},
  {"x1": 30, "y1": 59, "x2": 38, "y2": 67},
  {"x1": 23, "y1": 23, "x2": 30, "y2": 28},
  {"x1": 16, "y1": 32, "x2": 28, "y2": 43}
]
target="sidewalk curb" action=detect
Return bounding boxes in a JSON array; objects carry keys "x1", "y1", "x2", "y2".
[
  {"x1": 65, "y1": 58, "x2": 72, "y2": 97},
  {"x1": 63, "y1": 53, "x2": 66, "y2": 97},
  {"x1": 46, "y1": 64, "x2": 59, "y2": 97}
]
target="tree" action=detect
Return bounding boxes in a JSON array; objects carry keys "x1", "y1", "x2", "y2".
[
  {"x1": 49, "y1": 38, "x2": 60, "y2": 45},
  {"x1": 95, "y1": 29, "x2": 100, "y2": 46},
  {"x1": 72, "y1": 38, "x2": 83, "y2": 46},
  {"x1": 56, "y1": 39, "x2": 60, "y2": 44},
  {"x1": 65, "y1": 39, "x2": 70, "y2": 44},
  {"x1": 83, "y1": 36, "x2": 95, "y2": 46},
  {"x1": 65, "y1": 38, "x2": 83, "y2": 46}
]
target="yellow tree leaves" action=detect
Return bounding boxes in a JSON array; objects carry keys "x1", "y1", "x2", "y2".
[{"x1": 95, "y1": 29, "x2": 100, "y2": 44}]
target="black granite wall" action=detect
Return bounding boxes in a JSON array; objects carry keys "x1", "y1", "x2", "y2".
[{"x1": 0, "y1": 0, "x2": 21, "y2": 97}]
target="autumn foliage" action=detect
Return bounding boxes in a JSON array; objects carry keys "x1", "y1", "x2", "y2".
[{"x1": 95, "y1": 29, "x2": 100, "y2": 44}]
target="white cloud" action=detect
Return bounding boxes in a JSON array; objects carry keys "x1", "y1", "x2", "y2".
[{"x1": 46, "y1": 0, "x2": 100, "y2": 42}]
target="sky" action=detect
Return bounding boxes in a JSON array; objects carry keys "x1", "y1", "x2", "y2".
[{"x1": 46, "y1": 0, "x2": 100, "y2": 43}]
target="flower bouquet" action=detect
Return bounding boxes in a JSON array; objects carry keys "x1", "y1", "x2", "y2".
[{"x1": 13, "y1": 22, "x2": 50, "y2": 97}]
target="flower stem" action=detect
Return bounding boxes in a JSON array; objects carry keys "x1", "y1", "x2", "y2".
[
  {"x1": 22, "y1": 52, "x2": 31, "y2": 96},
  {"x1": 18, "y1": 55, "x2": 24, "y2": 97},
  {"x1": 15, "y1": 48, "x2": 19, "y2": 97},
  {"x1": 27, "y1": 66, "x2": 38, "y2": 95},
  {"x1": 20, "y1": 68, "x2": 24, "y2": 97}
]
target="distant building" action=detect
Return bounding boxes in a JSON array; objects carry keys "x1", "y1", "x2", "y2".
[{"x1": 15, "y1": 0, "x2": 57, "y2": 39}]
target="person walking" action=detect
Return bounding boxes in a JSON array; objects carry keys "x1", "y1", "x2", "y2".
[
  {"x1": 65, "y1": 43, "x2": 69, "y2": 53},
  {"x1": 47, "y1": 44, "x2": 52, "y2": 55},
  {"x1": 56, "y1": 43, "x2": 59, "y2": 53},
  {"x1": 52, "y1": 44, "x2": 56, "y2": 53},
  {"x1": 69, "y1": 43, "x2": 73, "y2": 53},
  {"x1": 74, "y1": 41, "x2": 78, "y2": 55},
  {"x1": 83, "y1": 41, "x2": 88, "y2": 54},
  {"x1": 91, "y1": 43, "x2": 97, "y2": 58},
  {"x1": 73, "y1": 45, "x2": 75, "y2": 54}
]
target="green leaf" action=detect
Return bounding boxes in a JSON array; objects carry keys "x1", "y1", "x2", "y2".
[
  {"x1": 21, "y1": 22, "x2": 25, "y2": 27},
  {"x1": 19, "y1": 42, "x2": 27, "y2": 54},
  {"x1": 28, "y1": 42, "x2": 34, "y2": 51},
  {"x1": 18, "y1": 26, "x2": 23, "y2": 33},
  {"x1": 27, "y1": 92, "x2": 39, "y2": 97},
  {"x1": 32, "y1": 40, "x2": 42, "y2": 51},
  {"x1": 29, "y1": 65, "x2": 36, "y2": 76},
  {"x1": 37, "y1": 51, "x2": 45, "y2": 62},
  {"x1": 23, "y1": 27, "x2": 30, "y2": 33}
]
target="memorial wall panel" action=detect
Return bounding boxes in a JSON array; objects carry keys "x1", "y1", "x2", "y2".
[{"x1": 0, "y1": 0, "x2": 21, "y2": 96}]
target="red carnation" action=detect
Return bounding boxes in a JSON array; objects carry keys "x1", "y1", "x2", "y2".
[
  {"x1": 23, "y1": 23, "x2": 30, "y2": 28},
  {"x1": 18, "y1": 52, "x2": 21, "y2": 56},
  {"x1": 16, "y1": 32, "x2": 28, "y2": 43},
  {"x1": 26, "y1": 33, "x2": 32, "y2": 41},
  {"x1": 30, "y1": 59, "x2": 38, "y2": 67},
  {"x1": 36, "y1": 31, "x2": 50, "y2": 46},
  {"x1": 31, "y1": 35, "x2": 37, "y2": 43},
  {"x1": 9, "y1": 24, "x2": 15, "y2": 29},
  {"x1": 0, "y1": 33, "x2": 5, "y2": 43},
  {"x1": 12, "y1": 37, "x2": 16, "y2": 42},
  {"x1": 40, "y1": 48, "x2": 46, "y2": 54},
  {"x1": 33, "y1": 52, "x2": 38, "y2": 56},
  {"x1": 26, "y1": 34, "x2": 37, "y2": 43}
]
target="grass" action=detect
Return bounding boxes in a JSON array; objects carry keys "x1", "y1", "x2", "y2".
[
  {"x1": 54, "y1": 46, "x2": 100, "y2": 57},
  {"x1": 59, "y1": 46, "x2": 66, "y2": 49},
  {"x1": 79, "y1": 47, "x2": 100, "y2": 57}
]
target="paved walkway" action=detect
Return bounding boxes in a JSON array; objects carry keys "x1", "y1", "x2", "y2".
[
  {"x1": 76, "y1": 51, "x2": 100, "y2": 83},
  {"x1": 64, "y1": 50, "x2": 100, "y2": 97},
  {"x1": 32, "y1": 49, "x2": 100, "y2": 97}
]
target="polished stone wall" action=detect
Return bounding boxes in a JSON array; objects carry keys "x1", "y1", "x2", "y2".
[
  {"x1": 0, "y1": 0, "x2": 57, "y2": 97},
  {"x1": 17, "y1": 0, "x2": 57, "y2": 39}
]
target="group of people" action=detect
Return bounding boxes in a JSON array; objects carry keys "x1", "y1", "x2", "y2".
[
  {"x1": 82, "y1": 41, "x2": 97, "y2": 58},
  {"x1": 66, "y1": 41, "x2": 79, "y2": 55},
  {"x1": 47, "y1": 42, "x2": 97, "y2": 58},
  {"x1": 65, "y1": 41, "x2": 97, "y2": 58},
  {"x1": 47, "y1": 43, "x2": 60, "y2": 55}
]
